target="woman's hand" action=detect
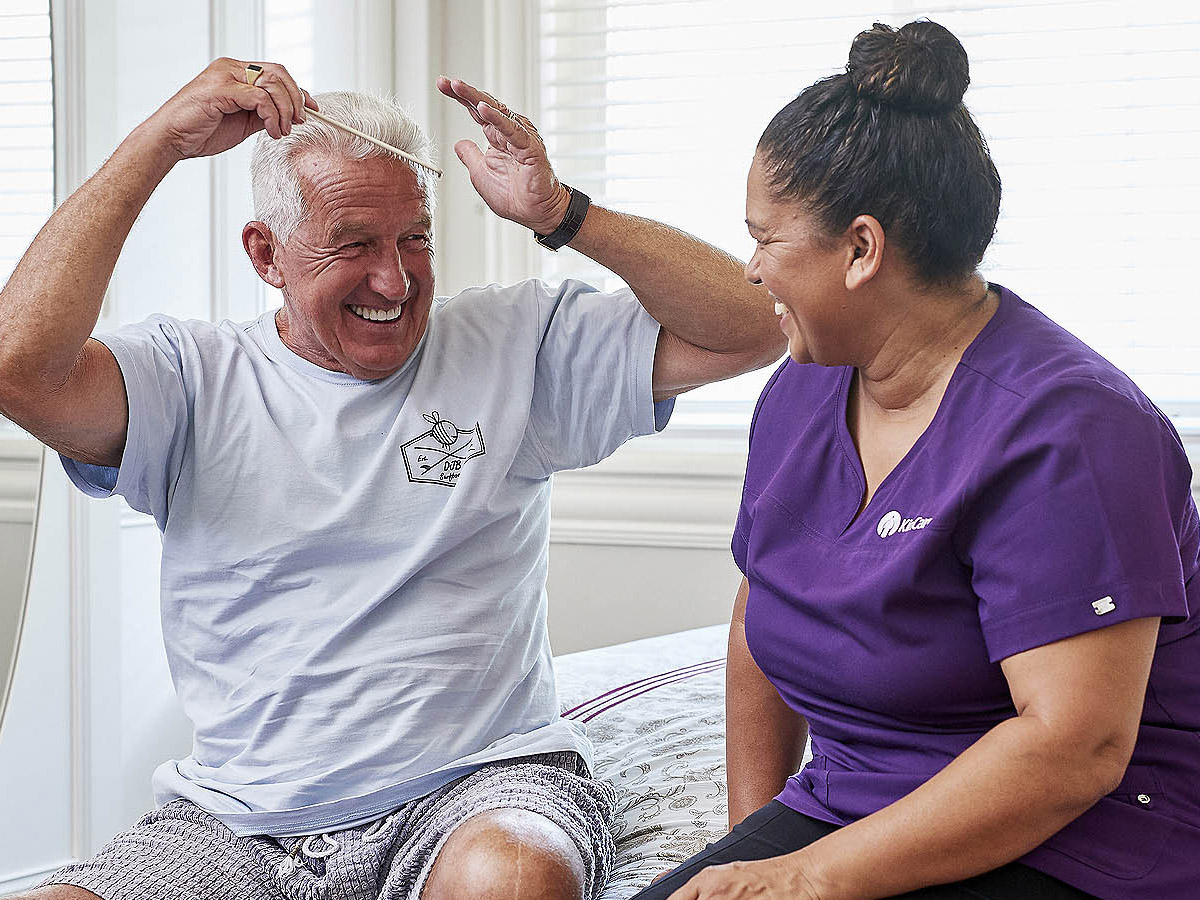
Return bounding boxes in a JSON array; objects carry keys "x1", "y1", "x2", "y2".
[
  {"x1": 436, "y1": 76, "x2": 571, "y2": 235},
  {"x1": 142, "y1": 58, "x2": 316, "y2": 162},
  {"x1": 666, "y1": 857, "x2": 823, "y2": 900}
]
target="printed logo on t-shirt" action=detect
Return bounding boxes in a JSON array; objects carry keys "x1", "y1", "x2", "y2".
[
  {"x1": 401, "y1": 411, "x2": 486, "y2": 488},
  {"x1": 877, "y1": 510, "x2": 933, "y2": 539},
  {"x1": 1092, "y1": 596, "x2": 1116, "y2": 615}
]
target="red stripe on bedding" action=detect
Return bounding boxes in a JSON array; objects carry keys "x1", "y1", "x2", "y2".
[
  {"x1": 563, "y1": 658, "x2": 726, "y2": 721},
  {"x1": 561, "y1": 658, "x2": 725, "y2": 719},
  {"x1": 579, "y1": 662, "x2": 726, "y2": 722}
]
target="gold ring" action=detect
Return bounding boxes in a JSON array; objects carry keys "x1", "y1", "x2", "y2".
[{"x1": 245, "y1": 64, "x2": 264, "y2": 86}]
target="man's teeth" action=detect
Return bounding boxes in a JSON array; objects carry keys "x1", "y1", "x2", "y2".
[
  {"x1": 774, "y1": 301, "x2": 786, "y2": 315},
  {"x1": 349, "y1": 303, "x2": 403, "y2": 322}
]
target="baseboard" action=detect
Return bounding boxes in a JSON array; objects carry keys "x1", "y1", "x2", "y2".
[{"x1": 0, "y1": 860, "x2": 74, "y2": 896}]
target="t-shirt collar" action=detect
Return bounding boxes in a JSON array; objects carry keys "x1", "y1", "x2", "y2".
[{"x1": 256, "y1": 305, "x2": 433, "y2": 385}]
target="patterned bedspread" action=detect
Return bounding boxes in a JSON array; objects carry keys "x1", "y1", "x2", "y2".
[{"x1": 554, "y1": 625, "x2": 730, "y2": 900}]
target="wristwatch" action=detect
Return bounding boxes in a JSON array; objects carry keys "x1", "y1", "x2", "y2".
[{"x1": 534, "y1": 186, "x2": 590, "y2": 251}]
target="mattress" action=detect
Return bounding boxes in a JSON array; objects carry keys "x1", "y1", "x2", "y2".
[{"x1": 555, "y1": 625, "x2": 730, "y2": 900}]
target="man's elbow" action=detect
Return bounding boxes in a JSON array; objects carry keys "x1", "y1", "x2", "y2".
[
  {"x1": 751, "y1": 333, "x2": 788, "y2": 370},
  {"x1": 0, "y1": 360, "x2": 33, "y2": 426},
  {"x1": 713, "y1": 328, "x2": 788, "y2": 378},
  {"x1": 0, "y1": 354, "x2": 63, "y2": 430},
  {"x1": 653, "y1": 330, "x2": 781, "y2": 398},
  {"x1": 726, "y1": 335, "x2": 787, "y2": 381}
]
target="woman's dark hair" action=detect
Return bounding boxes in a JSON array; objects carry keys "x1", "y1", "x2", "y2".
[{"x1": 757, "y1": 20, "x2": 1001, "y2": 287}]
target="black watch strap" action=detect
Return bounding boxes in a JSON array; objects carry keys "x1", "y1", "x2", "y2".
[{"x1": 534, "y1": 186, "x2": 590, "y2": 251}]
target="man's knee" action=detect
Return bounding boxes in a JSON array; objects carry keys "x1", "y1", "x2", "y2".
[
  {"x1": 11, "y1": 887, "x2": 103, "y2": 900},
  {"x1": 422, "y1": 808, "x2": 587, "y2": 900}
]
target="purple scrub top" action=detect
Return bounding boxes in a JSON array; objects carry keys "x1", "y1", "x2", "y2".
[{"x1": 734, "y1": 285, "x2": 1200, "y2": 899}]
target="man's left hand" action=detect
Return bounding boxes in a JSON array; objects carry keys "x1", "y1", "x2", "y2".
[
  {"x1": 436, "y1": 76, "x2": 571, "y2": 235},
  {"x1": 666, "y1": 858, "x2": 823, "y2": 900}
]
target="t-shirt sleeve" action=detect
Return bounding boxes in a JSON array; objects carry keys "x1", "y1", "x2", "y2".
[
  {"x1": 958, "y1": 380, "x2": 1194, "y2": 662},
  {"x1": 59, "y1": 315, "x2": 192, "y2": 529},
  {"x1": 523, "y1": 278, "x2": 673, "y2": 476}
]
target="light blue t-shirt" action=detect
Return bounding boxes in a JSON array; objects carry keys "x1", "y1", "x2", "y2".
[{"x1": 63, "y1": 279, "x2": 671, "y2": 837}]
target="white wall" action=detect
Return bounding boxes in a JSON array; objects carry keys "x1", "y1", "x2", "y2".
[{"x1": 0, "y1": 1, "x2": 743, "y2": 892}]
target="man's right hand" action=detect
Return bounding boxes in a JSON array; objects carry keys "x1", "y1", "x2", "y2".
[
  {"x1": 142, "y1": 58, "x2": 316, "y2": 162},
  {"x1": 0, "y1": 58, "x2": 315, "y2": 468}
]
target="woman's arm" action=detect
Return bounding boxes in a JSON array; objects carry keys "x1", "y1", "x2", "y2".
[
  {"x1": 726, "y1": 576, "x2": 809, "y2": 829},
  {"x1": 673, "y1": 615, "x2": 1160, "y2": 900}
]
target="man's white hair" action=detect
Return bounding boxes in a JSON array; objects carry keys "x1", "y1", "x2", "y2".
[{"x1": 250, "y1": 91, "x2": 437, "y2": 244}]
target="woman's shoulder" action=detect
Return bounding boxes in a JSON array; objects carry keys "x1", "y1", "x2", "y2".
[
  {"x1": 960, "y1": 285, "x2": 1170, "y2": 435},
  {"x1": 748, "y1": 358, "x2": 847, "y2": 446}
]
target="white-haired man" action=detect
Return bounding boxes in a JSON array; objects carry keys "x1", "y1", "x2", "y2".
[{"x1": 0, "y1": 60, "x2": 782, "y2": 900}]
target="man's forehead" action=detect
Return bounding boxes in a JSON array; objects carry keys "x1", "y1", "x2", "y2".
[{"x1": 296, "y1": 151, "x2": 427, "y2": 204}]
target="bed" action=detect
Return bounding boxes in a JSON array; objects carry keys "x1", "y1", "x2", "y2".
[{"x1": 553, "y1": 625, "x2": 733, "y2": 900}]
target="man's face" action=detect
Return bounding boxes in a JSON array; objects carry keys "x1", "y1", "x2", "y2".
[{"x1": 271, "y1": 152, "x2": 435, "y2": 381}]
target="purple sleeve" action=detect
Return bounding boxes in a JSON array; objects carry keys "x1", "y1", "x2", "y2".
[
  {"x1": 732, "y1": 496, "x2": 752, "y2": 574},
  {"x1": 958, "y1": 380, "x2": 1194, "y2": 662},
  {"x1": 732, "y1": 360, "x2": 790, "y2": 574}
]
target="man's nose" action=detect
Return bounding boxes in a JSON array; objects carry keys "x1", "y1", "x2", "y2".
[{"x1": 370, "y1": 250, "x2": 411, "y2": 301}]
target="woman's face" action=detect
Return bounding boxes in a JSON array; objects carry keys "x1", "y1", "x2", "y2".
[{"x1": 744, "y1": 155, "x2": 855, "y2": 366}]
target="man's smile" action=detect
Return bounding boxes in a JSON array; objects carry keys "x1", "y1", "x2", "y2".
[{"x1": 347, "y1": 302, "x2": 405, "y2": 323}]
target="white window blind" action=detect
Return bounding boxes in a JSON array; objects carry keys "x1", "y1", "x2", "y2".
[
  {"x1": 538, "y1": 0, "x2": 1200, "y2": 429},
  {"x1": 0, "y1": 1, "x2": 52, "y2": 288},
  {"x1": 265, "y1": 0, "x2": 316, "y2": 91},
  {"x1": 0, "y1": 1, "x2": 52, "y2": 438}
]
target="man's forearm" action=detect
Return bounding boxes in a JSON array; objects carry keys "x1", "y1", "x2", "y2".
[
  {"x1": 567, "y1": 204, "x2": 785, "y2": 364},
  {"x1": 438, "y1": 78, "x2": 785, "y2": 382},
  {"x1": 0, "y1": 124, "x2": 176, "y2": 396}
]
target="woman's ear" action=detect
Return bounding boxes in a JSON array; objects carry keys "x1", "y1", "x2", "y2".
[
  {"x1": 243, "y1": 222, "x2": 286, "y2": 289},
  {"x1": 845, "y1": 214, "x2": 884, "y2": 290}
]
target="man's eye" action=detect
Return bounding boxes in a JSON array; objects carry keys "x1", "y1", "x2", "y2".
[
  {"x1": 407, "y1": 234, "x2": 430, "y2": 244},
  {"x1": 340, "y1": 242, "x2": 366, "y2": 251}
]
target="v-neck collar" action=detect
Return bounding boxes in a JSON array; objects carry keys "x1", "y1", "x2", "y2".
[{"x1": 835, "y1": 283, "x2": 1012, "y2": 536}]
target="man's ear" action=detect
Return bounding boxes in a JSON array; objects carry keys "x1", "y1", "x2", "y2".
[
  {"x1": 844, "y1": 214, "x2": 884, "y2": 291},
  {"x1": 243, "y1": 222, "x2": 286, "y2": 289}
]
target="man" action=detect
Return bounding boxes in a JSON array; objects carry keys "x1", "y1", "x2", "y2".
[{"x1": 0, "y1": 60, "x2": 782, "y2": 900}]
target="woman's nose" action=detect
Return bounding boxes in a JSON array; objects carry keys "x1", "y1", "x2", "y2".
[{"x1": 745, "y1": 253, "x2": 763, "y2": 286}]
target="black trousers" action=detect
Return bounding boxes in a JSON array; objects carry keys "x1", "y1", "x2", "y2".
[{"x1": 629, "y1": 801, "x2": 1096, "y2": 900}]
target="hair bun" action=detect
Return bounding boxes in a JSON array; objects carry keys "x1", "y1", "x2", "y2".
[{"x1": 847, "y1": 20, "x2": 969, "y2": 113}]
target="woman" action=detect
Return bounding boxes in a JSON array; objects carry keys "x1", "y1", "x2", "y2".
[{"x1": 634, "y1": 20, "x2": 1199, "y2": 900}]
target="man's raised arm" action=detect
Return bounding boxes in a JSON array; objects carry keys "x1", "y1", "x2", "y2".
[
  {"x1": 437, "y1": 77, "x2": 786, "y2": 401},
  {"x1": 0, "y1": 58, "x2": 313, "y2": 466}
]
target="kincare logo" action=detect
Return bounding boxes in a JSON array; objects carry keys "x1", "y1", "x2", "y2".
[{"x1": 877, "y1": 510, "x2": 933, "y2": 539}]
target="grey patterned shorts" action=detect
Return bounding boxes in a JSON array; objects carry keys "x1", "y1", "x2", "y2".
[{"x1": 44, "y1": 752, "x2": 617, "y2": 900}]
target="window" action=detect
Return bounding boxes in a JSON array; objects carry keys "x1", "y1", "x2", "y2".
[
  {"x1": 0, "y1": 1, "x2": 52, "y2": 438},
  {"x1": 265, "y1": 0, "x2": 315, "y2": 91},
  {"x1": 0, "y1": 2, "x2": 52, "y2": 289},
  {"x1": 537, "y1": 1, "x2": 1200, "y2": 430}
]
